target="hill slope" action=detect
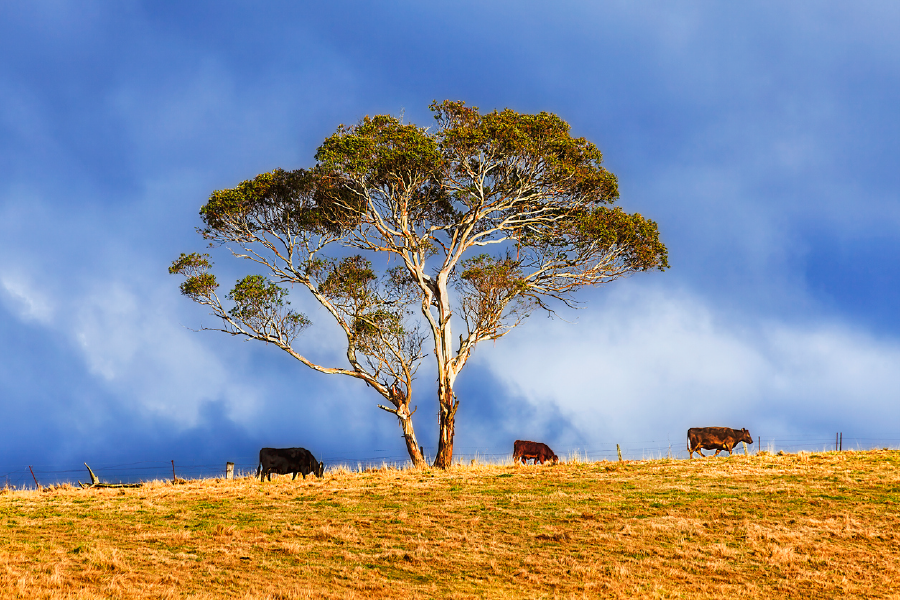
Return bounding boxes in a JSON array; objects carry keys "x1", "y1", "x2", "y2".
[{"x1": 2, "y1": 450, "x2": 899, "y2": 598}]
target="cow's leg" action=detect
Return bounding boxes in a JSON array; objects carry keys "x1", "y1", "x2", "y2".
[
  {"x1": 713, "y1": 449, "x2": 722, "y2": 457},
  {"x1": 292, "y1": 473, "x2": 298, "y2": 480},
  {"x1": 697, "y1": 449, "x2": 706, "y2": 457}
]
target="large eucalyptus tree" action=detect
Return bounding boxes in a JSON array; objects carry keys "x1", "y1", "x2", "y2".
[{"x1": 170, "y1": 100, "x2": 668, "y2": 468}]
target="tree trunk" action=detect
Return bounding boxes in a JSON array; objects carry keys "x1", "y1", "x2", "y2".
[
  {"x1": 430, "y1": 270, "x2": 459, "y2": 469},
  {"x1": 433, "y1": 389, "x2": 459, "y2": 469},
  {"x1": 398, "y1": 410, "x2": 426, "y2": 468},
  {"x1": 381, "y1": 385, "x2": 427, "y2": 468}
]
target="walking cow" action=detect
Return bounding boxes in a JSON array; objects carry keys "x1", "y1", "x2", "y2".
[
  {"x1": 687, "y1": 427, "x2": 753, "y2": 458},
  {"x1": 257, "y1": 447, "x2": 324, "y2": 481}
]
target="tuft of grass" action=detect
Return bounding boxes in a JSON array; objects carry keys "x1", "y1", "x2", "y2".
[{"x1": 2, "y1": 450, "x2": 900, "y2": 598}]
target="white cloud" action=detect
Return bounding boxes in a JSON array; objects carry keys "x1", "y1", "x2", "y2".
[
  {"x1": 476, "y1": 283, "x2": 900, "y2": 450},
  {"x1": 0, "y1": 273, "x2": 55, "y2": 325},
  {"x1": 0, "y1": 267, "x2": 267, "y2": 428},
  {"x1": 70, "y1": 280, "x2": 269, "y2": 426}
]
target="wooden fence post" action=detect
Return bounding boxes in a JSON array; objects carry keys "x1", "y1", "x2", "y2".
[
  {"x1": 617, "y1": 444, "x2": 623, "y2": 462},
  {"x1": 171, "y1": 460, "x2": 176, "y2": 483},
  {"x1": 840, "y1": 432, "x2": 842, "y2": 452},
  {"x1": 28, "y1": 466, "x2": 39, "y2": 489},
  {"x1": 743, "y1": 441, "x2": 749, "y2": 456},
  {"x1": 225, "y1": 462, "x2": 234, "y2": 480}
]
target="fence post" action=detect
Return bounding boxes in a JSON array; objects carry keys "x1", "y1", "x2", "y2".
[
  {"x1": 225, "y1": 462, "x2": 234, "y2": 480},
  {"x1": 743, "y1": 441, "x2": 748, "y2": 456},
  {"x1": 840, "y1": 432, "x2": 842, "y2": 452},
  {"x1": 28, "y1": 466, "x2": 39, "y2": 490},
  {"x1": 171, "y1": 460, "x2": 176, "y2": 483},
  {"x1": 616, "y1": 444, "x2": 623, "y2": 462},
  {"x1": 757, "y1": 437, "x2": 760, "y2": 454}
]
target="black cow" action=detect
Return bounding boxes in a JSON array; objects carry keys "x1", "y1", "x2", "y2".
[
  {"x1": 257, "y1": 447, "x2": 324, "y2": 481},
  {"x1": 513, "y1": 440, "x2": 559, "y2": 465},
  {"x1": 687, "y1": 427, "x2": 753, "y2": 458}
]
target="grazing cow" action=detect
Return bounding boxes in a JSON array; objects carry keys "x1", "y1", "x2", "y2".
[
  {"x1": 257, "y1": 447, "x2": 324, "y2": 481},
  {"x1": 513, "y1": 440, "x2": 559, "y2": 465},
  {"x1": 687, "y1": 427, "x2": 753, "y2": 459}
]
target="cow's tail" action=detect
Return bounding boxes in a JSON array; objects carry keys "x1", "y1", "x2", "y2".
[{"x1": 256, "y1": 463, "x2": 261, "y2": 480}]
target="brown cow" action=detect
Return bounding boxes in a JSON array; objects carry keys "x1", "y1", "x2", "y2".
[
  {"x1": 688, "y1": 427, "x2": 753, "y2": 458},
  {"x1": 513, "y1": 440, "x2": 559, "y2": 465}
]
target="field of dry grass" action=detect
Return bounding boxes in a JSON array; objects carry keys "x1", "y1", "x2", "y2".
[{"x1": 2, "y1": 449, "x2": 899, "y2": 599}]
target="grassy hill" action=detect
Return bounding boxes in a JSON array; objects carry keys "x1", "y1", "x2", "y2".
[{"x1": 2, "y1": 450, "x2": 899, "y2": 599}]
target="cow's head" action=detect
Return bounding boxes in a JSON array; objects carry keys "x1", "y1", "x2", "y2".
[
  {"x1": 740, "y1": 428, "x2": 753, "y2": 444},
  {"x1": 316, "y1": 461, "x2": 325, "y2": 478},
  {"x1": 551, "y1": 454, "x2": 559, "y2": 465}
]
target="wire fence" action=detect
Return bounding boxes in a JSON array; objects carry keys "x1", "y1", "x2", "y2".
[{"x1": 3, "y1": 434, "x2": 898, "y2": 490}]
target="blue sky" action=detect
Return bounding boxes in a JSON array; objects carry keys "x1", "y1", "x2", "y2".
[{"x1": 1, "y1": 2, "x2": 898, "y2": 483}]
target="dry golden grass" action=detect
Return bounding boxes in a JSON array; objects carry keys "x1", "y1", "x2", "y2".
[{"x1": 2, "y1": 450, "x2": 900, "y2": 598}]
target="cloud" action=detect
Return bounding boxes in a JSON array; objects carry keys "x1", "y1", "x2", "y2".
[
  {"x1": 0, "y1": 273, "x2": 55, "y2": 325},
  {"x1": 0, "y1": 264, "x2": 264, "y2": 428},
  {"x1": 475, "y1": 281, "x2": 900, "y2": 454}
]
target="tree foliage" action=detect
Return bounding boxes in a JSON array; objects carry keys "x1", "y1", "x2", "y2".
[{"x1": 172, "y1": 100, "x2": 667, "y2": 468}]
